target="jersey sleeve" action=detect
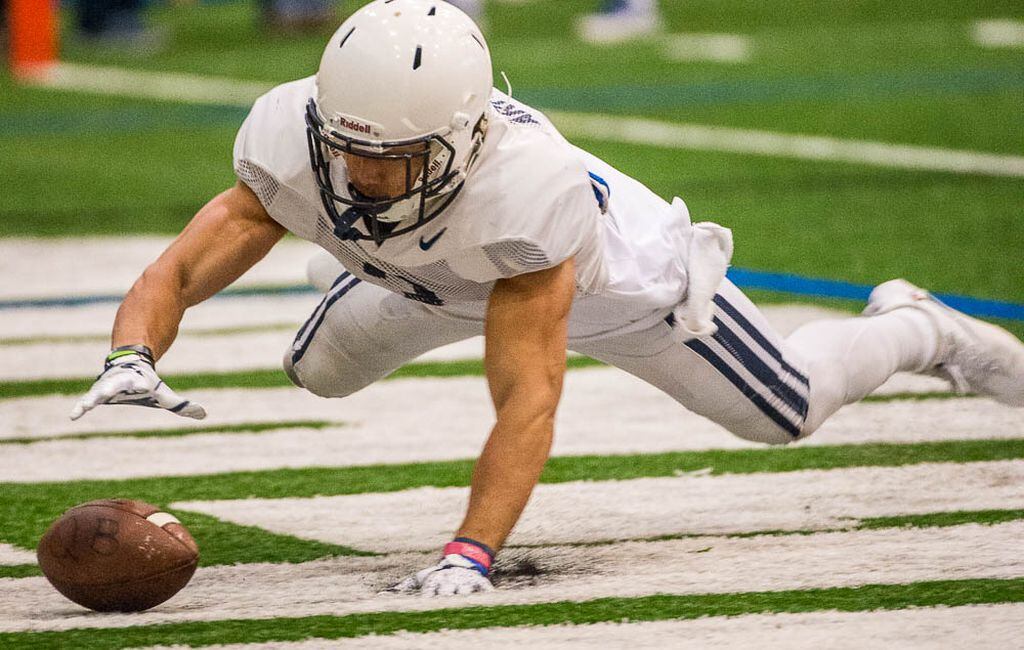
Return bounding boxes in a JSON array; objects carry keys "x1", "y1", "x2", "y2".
[{"x1": 232, "y1": 77, "x2": 316, "y2": 210}]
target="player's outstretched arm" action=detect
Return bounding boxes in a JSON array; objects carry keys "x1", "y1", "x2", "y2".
[
  {"x1": 70, "y1": 181, "x2": 287, "y2": 421},
  {"x1": 390, "y1": 258, "x2": 576, "y2": 596}
]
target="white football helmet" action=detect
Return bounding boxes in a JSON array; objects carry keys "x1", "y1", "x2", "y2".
[{"x1": 306, "y1": 0, "x2": 493, "y2": 245}]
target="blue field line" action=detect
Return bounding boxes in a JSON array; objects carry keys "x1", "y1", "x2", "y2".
[
  {"x1": 728, "y1": 268, "x2": 1024, "y2": 321},
  {"x1": 1, "y1": 269, "x2": 1023, "y2": 322}
]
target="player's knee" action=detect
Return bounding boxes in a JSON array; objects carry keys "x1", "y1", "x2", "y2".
[
  {"x1": 282, "y1": 348, "x2": 368, "y2": 399},
  {"x1": 730, "y1": 422, "x2": 801, "y2": 446},
  {"x1": 282, "y1": 349, "x2": 305, "y2": 389},
  {"x1": 719, "y1": 411, "x2": 813, "y2": 446}
]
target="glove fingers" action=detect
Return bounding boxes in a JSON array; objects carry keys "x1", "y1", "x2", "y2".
[
  {"x1": 153, "y1": 382, "x2": 207, "y2": 420},
  {"x1": 438, "y1": 583, "x2": 457, "y2": 597},
  {"x1": 69, "y1": 374, "x2": 135, "y2": 420},
  {"x1": 457, "y1": 579, "x2": 493, "y2": 595},
  {"x1": 382, "y1": 576, "x2": 419, "y2": 594}
]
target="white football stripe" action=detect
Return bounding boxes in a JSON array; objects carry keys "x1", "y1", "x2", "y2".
[
  {"x1": 551, "y1": 111, "x2": 1024, "y2": 178},
  {"x1": 1, "y1": 372, "x2": 1020, "y2": 480},
  {"x1": 23, "y1": 64, "x2": 1024, "y2": 177},
  {"x1": 31, "y1": 62, "x2": 271, "y2": 108},
  {"x1": 973, "y1": 20, "x2": 1024, "y2": 49},
  {"x1": 0, "y1": 302, "x2": 846, "y2": 380},
  {"x1": 172, "y1": 461, "x2": 1024, "y2": 552},
  {"x1": 0, "y1": 295, "x2": 313, "y2": 341},
  {"x1": 0, "y1": 237, "x2": 317, "y2": 302},
  {"x1": 137, "y1": 604, "x2": 1024, "y2": 650},
  {"x1": 0, "y1": 543, "x2": 36, "y2": 566},
  {"x1": 2, "y1": 522, "x2": 1021, "y2": 632},
  {"x1": 663, "y1": 33, "x2": 751, "y2": 63}
]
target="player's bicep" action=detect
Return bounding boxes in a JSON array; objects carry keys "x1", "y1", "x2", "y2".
[
  {"x1": 154, "y1": 181, "x2": 287, "y2": 306},
  {"x1": 484, "y1": 258, "x2": 576, "y2": 413}
]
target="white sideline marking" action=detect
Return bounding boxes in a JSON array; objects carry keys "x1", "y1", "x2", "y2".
[
  {"x1": 172, "y1": 461, "x2": 1024, "y2": 552},
  {"x1": 2, "y1": 522, "x2": 1021, "y2": 632},
  {"x1": 973, "y1": 20, "x2": 1024, "y2": 49},
  {"x1": 0, "y1": 543, "x2": 35, "y2": 566},
  {"x1": 550, "y1": 111, "x2": 1024, "y2": 178},
  {"x1": 663, "y1": 33, "x2": 751, "y2": 63},
  {"x1": 137, "y1": 604, "x2": 1024, "y2": 650},
  {"x1": 23, "y1": 64, "x2": 1024, "y2": 177}
]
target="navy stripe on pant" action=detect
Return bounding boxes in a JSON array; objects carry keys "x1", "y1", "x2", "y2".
[{"x1": 291, "y1": 274, "x2": 361, "y2": 366}]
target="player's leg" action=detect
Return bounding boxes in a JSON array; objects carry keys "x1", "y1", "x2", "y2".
[
  {"x1": 572, "y1": 280, "x2": 814, "y2": 444},
  {"x1": 571, "y1": 279, "x2": 943, "y2": 444},
  {"x1": 285, "y1": 271, "x2": 482, "y2": 398}
]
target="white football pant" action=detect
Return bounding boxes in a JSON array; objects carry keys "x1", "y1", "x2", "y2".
[{"x1": 284, "y1": 272, "x2": 937, "y2": 445}]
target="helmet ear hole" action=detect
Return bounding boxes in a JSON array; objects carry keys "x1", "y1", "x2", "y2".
[{"x1": 450, "y1": 112, "x2": 471, "y2": 131}]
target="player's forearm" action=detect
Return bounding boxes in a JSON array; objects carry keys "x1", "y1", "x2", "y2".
[
  {"x1": 456, "y1": 393, "x2": 558, "y2": 551},
  {"x1": 109, "y1": 183, "x2": 286, "y2": 361},
  {"x1": 111, "y1": 264, "x2": 188, "y2": 361}
]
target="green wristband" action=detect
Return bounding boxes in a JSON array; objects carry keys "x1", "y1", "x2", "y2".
[{"x1": 105, "y1": 345, "x2": 154, "y2": 367}]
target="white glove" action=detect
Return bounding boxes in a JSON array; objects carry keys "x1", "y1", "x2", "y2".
[
  {"x1": 69, "y1": 347, "x2": 207, "y2": 421},
  {"x1": 388, "y1": 554, "x2": 494, "y2": 597}
]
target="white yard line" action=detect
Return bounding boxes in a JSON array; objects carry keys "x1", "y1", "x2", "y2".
[
  {"x1": 172, "y1": 461, "x2": 1024, "y2": 552},
  {"x1": 0, "y1": 543, "x2": 36, "y2": 566},
  {"x1": 973, "y1": 20, "x2": 1024, "y2": 49},
  {"x1": 22, "y1": 64, "x2": 1024, "y2": 178},
  {"x1": 663, "y1": 33, "x2": 751, "y2": 63},
  {"x1": 2, "y1": 522, "x2": 1021, "y2": 632},
  {"x1": 139, "y1": 604, "x2": 1024, "y2": 650},
  {"x1": 550, "y1": 111, "x2": 1024, "y2": 178},
  {"x1": 1, "y1": 370, "x2": 1020, "y2": 479},
  {"x1": 0, "y1": 237, "x2": 318, "y2": 301},
  {"x1": 36, "y1": 62, "x2": 271, "y2": 107},
  {"x1": 0, "y1": 331, "x2": 486, "y2": 381},
  {"x1": 0, "y1": 296, "x2": 312, "y2": 341}
]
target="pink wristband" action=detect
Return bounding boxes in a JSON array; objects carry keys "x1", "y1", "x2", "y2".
[{"x1": 444, "y1": 540, "x2": 493, "y2": 573}]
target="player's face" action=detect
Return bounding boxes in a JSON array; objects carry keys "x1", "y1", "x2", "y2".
[{"x1": 343, "y1": 144, "x2": 428, "y2": 201}]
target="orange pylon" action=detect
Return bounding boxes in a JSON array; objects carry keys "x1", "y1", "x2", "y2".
[{"x1": 9, "y1": 0, "x2": 58, "y2": 79}]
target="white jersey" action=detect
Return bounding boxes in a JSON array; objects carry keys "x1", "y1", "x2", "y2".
[{"x1": 233, "y1": 77, "x2": 690, "y2": 338}]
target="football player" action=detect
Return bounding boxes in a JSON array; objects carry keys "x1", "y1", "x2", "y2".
[{"x1": 71, "y1": 0, "x2": 1024, "y2": 597}]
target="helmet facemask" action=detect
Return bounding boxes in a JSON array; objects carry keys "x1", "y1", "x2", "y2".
[{"x1": 306, "y1": 99, "x2": 477, "y2": 246}]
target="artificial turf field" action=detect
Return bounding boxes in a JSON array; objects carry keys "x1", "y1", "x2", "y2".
[
  {"x1": 1, "y1": 1, "x2": 1023, "y2": 647},
  {"x1": 3, "y1": 0, "x2": 1023, "y2": 299}
]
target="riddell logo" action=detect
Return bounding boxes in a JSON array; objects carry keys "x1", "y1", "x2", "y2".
[{"x1": 337, "y1": 117, "x2": 372, "y2": 135}]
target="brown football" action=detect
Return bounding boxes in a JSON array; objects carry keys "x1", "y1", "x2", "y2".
[{"x1": 36, "y1": 499, "x2": 199, "y2": 612}]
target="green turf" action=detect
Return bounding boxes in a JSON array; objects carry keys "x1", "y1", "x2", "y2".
[
  {"x1": 0, "y1": 565, "x2": 42, "y2": 579},
  {"x1": 2, "y1": 577, "x2": 1021, "y2": 649},
  {"x1": 1, "y1": 438, "x2": 1019, "y2": 569},
  {"x1": 1, "y1": 1, "x2": 1021, "y2": 303},
  {"x1": 0, "y1": 420, "x2": 338, "y2": 445},
  {"x1": 859, "y1": 508, "x2": 1024, "y2": 530}
]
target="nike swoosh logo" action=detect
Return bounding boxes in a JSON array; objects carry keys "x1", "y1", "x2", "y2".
[{"x1": 419, "y1": 228, "x2": 447, "y2": 251}]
